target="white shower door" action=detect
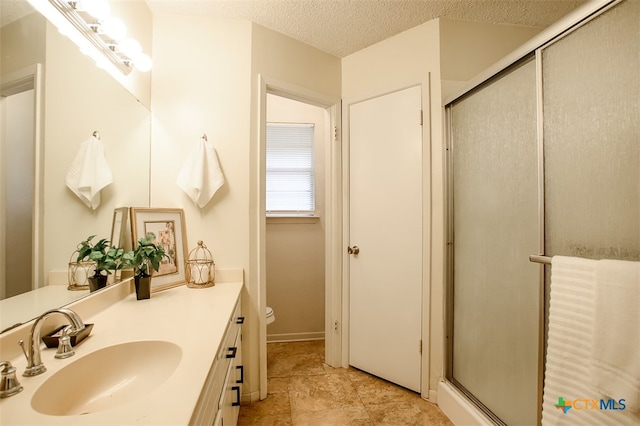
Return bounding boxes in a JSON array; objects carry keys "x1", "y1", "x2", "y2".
[{"x1": 348, "y1": 86, "x2": 423, "y2": 392}]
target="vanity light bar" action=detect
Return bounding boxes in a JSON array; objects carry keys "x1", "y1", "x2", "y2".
[{"x1": 49, "y1": 0, "x2": 133, "y2": 75}]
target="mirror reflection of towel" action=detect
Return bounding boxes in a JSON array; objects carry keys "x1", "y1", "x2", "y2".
[
  {"x1": 177, "y1": 136, "x2": 225, "y2": 208},
  {"x1": 65, "y1": 135, "x2": 113, "y2": 209}
]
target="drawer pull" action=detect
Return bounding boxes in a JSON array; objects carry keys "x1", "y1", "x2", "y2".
[
  {"x1": 236, "y1": 316, "x2": 245, "y2": 325},
  {"x1": 236, "y1": 365, "x2": 244, "y2": 384},
  {"x1": 232, "y1": 386, "x2": 241, "y2": 406},
  {"x1": 225, "y1": 347, "x2": 237, "y2": 359}
]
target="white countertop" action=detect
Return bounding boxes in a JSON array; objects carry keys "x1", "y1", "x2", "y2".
[{"x1": 0, "y1": 277, "x2": 243, "y2": 425}]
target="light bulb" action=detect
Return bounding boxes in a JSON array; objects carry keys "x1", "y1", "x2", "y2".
[
  {"x1": 134, "y1": 53, "x2": 152, "y2": 72},
  {"x1": 81, "y1": 0, "x2": 111, "y2": 20},
  {"x1": 119, "y1": 38, "x2": 142, "y2": 59},
  {"x1": 102, "y1": 17, "x2": 126, "y2": 41}
]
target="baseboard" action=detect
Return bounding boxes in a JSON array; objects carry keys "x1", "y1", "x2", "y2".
[
  {"x1": 438, "y1": 381, "x2": 493, "y2": 426},
  {"x1": 242, "y1": 390, "x2": 260, "y2": 403},
  {"x1": 267, "y1": 331, "x2": 325, "y2": 343}
]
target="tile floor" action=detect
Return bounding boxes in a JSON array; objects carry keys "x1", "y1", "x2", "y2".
[{"x1": 238, "y1": 340, "x2": 453, "y2": 425}]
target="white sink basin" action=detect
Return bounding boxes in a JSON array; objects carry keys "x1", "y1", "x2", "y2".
[{"x1": 31, "y1": 340, "x2": 182, "y2": 416}]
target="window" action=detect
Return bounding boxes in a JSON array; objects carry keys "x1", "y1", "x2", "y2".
[{"x1": 266, "y1": 123, "x2": 315, "y2": 216}]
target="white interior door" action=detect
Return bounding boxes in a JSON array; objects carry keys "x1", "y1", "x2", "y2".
[{"x1": 349, "y1": 86, "x2": 422, "y2": 392}]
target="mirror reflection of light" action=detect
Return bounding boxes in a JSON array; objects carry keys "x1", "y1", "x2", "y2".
[
  {"x1": 26, "y1": 0, "x2": 152, "y2": 76},
  {"x1": 119, "y1": 38, "x2": 142, "y2": 59},
  {"x1": 101, "y1": 17, "x2": 127, "y2": 41},
  {"x1": 134, "y1": 54, "x2": 152, "y2": 73},
  {"x1": 78, "y1": 0, "x2": 110, "y2": 21}
]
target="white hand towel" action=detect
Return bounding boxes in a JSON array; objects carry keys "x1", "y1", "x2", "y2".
[
  {"x1": 591, "y1": 259, "x2": 640, "y2": 412},
  {"x1": 177, "y1": 136, "x2": 225, "y2": 208},
  {"x1": 65, "y1": 135, "x2": 113, "y2": 209}
]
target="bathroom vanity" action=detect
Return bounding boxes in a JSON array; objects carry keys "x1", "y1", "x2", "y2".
[{"x1": 0, "y1": 269, "x2": 243, "y2": 425}]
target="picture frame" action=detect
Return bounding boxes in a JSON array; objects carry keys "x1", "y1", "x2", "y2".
[
  {"x1": 110, "y1": 207, "x2": 131, "y2": 284},
  {"x1": 129, "y1": 207, "x2": 188, "y2": 292},
  {"x1": 110, "y1": 207, "x2": 131, "y2": 251}
]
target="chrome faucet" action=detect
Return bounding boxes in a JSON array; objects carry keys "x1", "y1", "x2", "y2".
[{"x1": 20, "y1": 308, "x2": 85, "y2": 377}]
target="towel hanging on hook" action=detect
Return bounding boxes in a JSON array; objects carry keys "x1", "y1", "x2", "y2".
[
  {"x1": 65, "y1": 131, "x2": 113, "y2": 209},
  {"x1": 177, "y1": 133, "x2": 225, "y2": 208}
]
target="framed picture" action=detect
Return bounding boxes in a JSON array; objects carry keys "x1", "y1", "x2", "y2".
[{"x1": 129, "y1": 207, "x2": 188, "y2": 292}]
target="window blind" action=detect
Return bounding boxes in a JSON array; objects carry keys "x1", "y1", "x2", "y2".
[{"x1": 266, "y1": 123, "x2": 315, "y2": 215}]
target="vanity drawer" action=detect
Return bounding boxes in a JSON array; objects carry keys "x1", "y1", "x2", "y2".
[
  {"x1": 216, "y1": 300, "x2": 242, "y2": 369},
  {"x1": 190, "y1": 298, "x2": 242, "y2": 425},
  {"x1": 219, "y1": 330, "x2": 243, "y2": 425}
]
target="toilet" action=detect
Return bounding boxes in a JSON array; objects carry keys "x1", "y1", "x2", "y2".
[{"x1": 266, "y1": 306, "x2": 275, "y2": 325}]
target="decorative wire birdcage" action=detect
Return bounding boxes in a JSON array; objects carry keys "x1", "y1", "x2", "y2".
[
  {"x1": 185, "y1": 240, "x2": 215, "y2": 288},
  {"x1": 67, "y1": 250, "x2": 95, "y2": 291}
]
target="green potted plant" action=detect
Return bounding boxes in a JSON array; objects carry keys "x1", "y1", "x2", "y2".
[
  {"x1": 77, "y1": 235, "x2": 127, "y2": 292},
  {"x1": 129, "y1": 233, "x2": 166, "y2": 300}
]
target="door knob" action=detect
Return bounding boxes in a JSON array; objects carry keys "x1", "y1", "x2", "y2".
[{"x1": 347, "y1": 246, "x2": 360, "y2": 255}]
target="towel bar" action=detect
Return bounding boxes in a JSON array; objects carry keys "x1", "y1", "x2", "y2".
[{"x1": 529, "y1": 254, "x2": 551, "y2": 265}]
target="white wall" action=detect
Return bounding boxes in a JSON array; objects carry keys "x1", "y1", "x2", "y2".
[{"x1": 265, "y1": 94, "x2": 326, "y2": 342}]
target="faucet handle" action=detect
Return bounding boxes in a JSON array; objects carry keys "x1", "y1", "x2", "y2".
[
  {"x1": 55, "y1": 327, "x2": 76, "y2": 359},
  {"x1": 18, "y1": 340, "x2": 28, "y2": 361},
  {"x1": 0, "y1": 361, "x2": 23, "y2": 398}
]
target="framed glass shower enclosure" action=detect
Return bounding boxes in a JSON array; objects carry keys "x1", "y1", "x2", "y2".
[{"x1": 444, "y1": 0, "x2": 639, "y2": 424}]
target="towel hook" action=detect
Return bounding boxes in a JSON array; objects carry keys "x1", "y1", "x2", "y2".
[
  {"x1": 202, "y1": 133, "x2": 208, "y2": 142},
  {"x1": 93, "y1": 131, "x2": 100, "y2": 140}
]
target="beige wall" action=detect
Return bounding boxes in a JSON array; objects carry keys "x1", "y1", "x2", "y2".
[
  {"x1": 342, "y1": 18, "x2": 541, "y2": 399},
  {"x1": 108, "y1": 0, "x2": 152, "y2": 107},
  {"x1": 440, "y1": 18, "x2": 542, "y2": 100},
  {"x1": 0, "y1": 12, "x2": 46, "y2": 75},
  {"x1": 151, "y1": 17, "x2": 340, "y2": 401},
  {"x1": 265, "y1": 94, "x2": 326, "y2": 342},
  {"x1": 249, "y1": 22, "x2": 341, "y2": 400}
]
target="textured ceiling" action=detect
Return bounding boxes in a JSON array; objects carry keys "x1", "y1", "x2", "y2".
[
  {"x1": 144, "y1": 0, "x2": 588, "y2": 57},
  {"x1": 1, "y1": 0, "x2": 588, "y2": 57},
  {"x1": 1, "y1": 1, "x2": 35, "y2": 27}
]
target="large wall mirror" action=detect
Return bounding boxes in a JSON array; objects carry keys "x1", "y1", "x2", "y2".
[{"x1": 0, "y1": 0, "x2": 151, "y2": 332}]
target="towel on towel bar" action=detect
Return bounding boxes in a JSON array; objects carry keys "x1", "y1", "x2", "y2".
[
  {"x1": 591, "y1": 260, "x2": 640, "y2": 413},
  {"x1": 177, "y1": 136, "x2": 225, "y2": 208},
  {"x1": 65, "y1": 135, "x2": 113, "y2": 209},
  {"x1": 541, "y1": 256, "x2": 639, "y2": 425}
]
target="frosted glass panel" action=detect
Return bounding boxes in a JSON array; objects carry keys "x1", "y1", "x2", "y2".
[
  {"x1": 450, "y1": 59, "x2": 540, "y2": 425},
  {"x1": 543, "y1": 0, "x2": 640, "y2": 261}
]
